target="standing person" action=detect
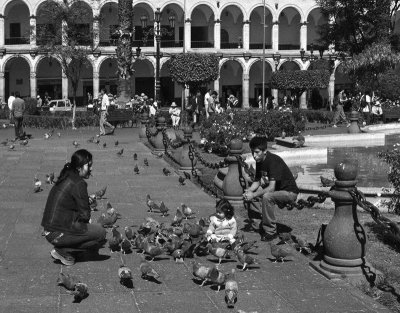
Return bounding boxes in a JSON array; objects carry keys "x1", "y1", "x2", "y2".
[
  {"x1": 11, "y1": 91, "x2": 26, "y2": 141},
  {"x1": 207, "y1": 91, "x2": 218, "y2": 118},
  {"x1": 99, "y1": 89, "x2": 115, "y2": 136},
  {"x1": 169, "y1": 102, "x2": 181, "y2": 129},
  {"x1": 8, "y1": 92, "x2": 15, "y2": 126},
  {"x1": 193, "y1": 90, "x2": 203, "y2": 124},
  {"x1": 37, "y1": 95, "x2": 43, "y2": 109},
  {"x1": 243, "y1": 136, "x2": 299, "y2": 241},
  {"x1": 332, "y1": 90, "x2": 349, "y2": 128},
  {"x1": 41, "y1": 149, "x2": 107, "y2": 266},
  {"x1": 149, "y1": 101, "x2": 157, "y2": 118},
  {"x1": 227, "y1": 94, "x2": 239, "y2": 110},
  {"x1": 204, "y1": 88, "x2": 212, "y2": 119}
]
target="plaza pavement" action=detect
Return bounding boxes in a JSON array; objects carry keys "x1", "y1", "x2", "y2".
[{"x1": 0, "y1": 125, "x2": 391, "y2": 313}]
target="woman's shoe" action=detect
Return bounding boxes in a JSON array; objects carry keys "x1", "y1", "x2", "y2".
[{"x1": 50, "y1": 248, "x2": 75, "y2": 266}]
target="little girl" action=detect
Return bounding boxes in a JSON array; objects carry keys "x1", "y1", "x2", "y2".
[{"x1": 206, "y1": 199, "x2": 237, "y2": 244}]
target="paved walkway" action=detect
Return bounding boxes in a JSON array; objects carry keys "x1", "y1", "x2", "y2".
[{"x1": 0, "y1": 126, "x2": 391, "y2": 313}]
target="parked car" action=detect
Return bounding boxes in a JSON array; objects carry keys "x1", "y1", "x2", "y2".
[{"x1": 48, "y1": 99, "x2": 72, "y2": 112}]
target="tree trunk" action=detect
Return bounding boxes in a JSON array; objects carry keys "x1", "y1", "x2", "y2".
[{"x1": 72, "y1": 92, "x2": 77, "y2": 129}]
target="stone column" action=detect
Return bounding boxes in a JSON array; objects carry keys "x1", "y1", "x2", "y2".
[
  {"x1": 214, "y1": 20, "x2": 220, "y2": 49},
  {"x1": 0, "y1": 72, "x2": 4, "y2": 101},
  {"x1": 93, "y1": 71, "x2": 99, "y2": 100},
  {"x1": 243, "y1": 20, "x2": 250, "y2": 50},
  {"x1": 30, "y1": 72, "x2": 37, "y2": 98},
  {"x1": 272, "y1": 21, "x2": 279, "y2": 51},
  {"x1": 0, "y1": 15, "x2": 4, "y2": 46},
  {"x1": 214, "y1": 77, "x2": 220, "y2": 95},
  {"x1": 300, "y1": 91, "x2": 307, "y2": 109},
  {"x1": 62, "y1": 72, "x2": 68, "y2": 99},
  {"x1": 272, "y1": 88, "x2": 278, "y2": 105},
  {"x1": 62, "y1": 20, "x2": 68, "y2": 46},
  {"x1": 30, "y1": 15, "x2": 36, "y2": 46},
  {"x1": 300, "y1": 22, "x2": 307, "y2": 50},
  {"x1": 184, "y1": 19, "x2": 191, "y2": 50},
  {"x1": 93, "y1": 17, "x2": 100, "y2": 48},
  {"x1": 242, "y1": 73, "x2": 249, "y2": 108},
  {"x1": 328, "y1": 72, "x2": 335, "y2": 111}
]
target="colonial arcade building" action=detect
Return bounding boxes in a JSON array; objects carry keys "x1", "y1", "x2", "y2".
[{"x1": 0, "y1": 0, "x2": 362, "y2": 107}]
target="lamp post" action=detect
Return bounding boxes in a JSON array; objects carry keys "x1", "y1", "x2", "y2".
[
  {"x1": 262, "y1": 0, "x2": 266, "y2": 111},
  {"x1": 141, "y1": 8, "x2": 175, "y2": 104}
]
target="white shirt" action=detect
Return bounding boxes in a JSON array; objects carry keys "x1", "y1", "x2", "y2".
[
  {"x1": 8, "y1": 96, "x2": 15, "y2": 110},
  {"x1": 204, "y1": 92, "x2": 210, "y2": 106},
  {"x1": 149, "y1": 105, "x2": 156, "y2": 116},
  {"x1": 101, "y1": 94, "x2": 109, "y2": 111}
]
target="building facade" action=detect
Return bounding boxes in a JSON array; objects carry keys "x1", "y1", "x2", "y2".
[{"x1": 0, "y1": 0, "x2": 357, "y2": 107}]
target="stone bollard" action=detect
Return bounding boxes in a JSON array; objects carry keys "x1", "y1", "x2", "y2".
[
  {"x1": 347, "y1": 111, "x2": 361, "y2": 134},
  {"x1": 151, "y1": 116, "x2": 166, "y2": 152},
  {"x1": 178, "y1": 126, "x2": 197, "y2": 171},
  {"x1": 310, "y1": 160, "x2": 380, "y2": 283},
  {"x1": 139, "y1": 112, "x2": 149, "y2": 141},
  {"x1": 222, "y1": 139, "x2": 246, "y2": 213}
]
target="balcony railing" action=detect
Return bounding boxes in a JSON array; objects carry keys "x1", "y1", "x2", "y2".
[
  {"x1": 5, "y1": 37, "x2": 29, "y2": 45},
  {"x1": 160, "y1": 40, "x2": 183, "y2": 48},
  {"x1": 221, "y1": 42, "x2": 242, "y2": 49},
  {"x1": 191, "y1": 41, "x2": 214, "y2": 48},
  {"x1": 278, "y1": 44, "x2": 300, "y2": 50},
  {"x1": 249, "y1": 43, "x2": 272, "y2": 49}
]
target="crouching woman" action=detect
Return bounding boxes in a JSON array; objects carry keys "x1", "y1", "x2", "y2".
[{"x1": 41, "y1": 149, "x2": 106, "y2": 266}]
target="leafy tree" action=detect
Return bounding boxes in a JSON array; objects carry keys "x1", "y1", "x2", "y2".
[
  {"x1": 169, "y1": 53, "x2": 219, "y2": 91},
  {"x1": 339, "y1": 41, "x2": 400, "y2": 92},
  {"x1": 271, "y1": 69, "x2": 330, "y2": 99},
  {"x1": 316, "y1": 0, "x2": 392, "y2": 55},
  {"x1": 377, "y1": 70, "x2": 400, "y2": 100},
  {"x1": 36, "y1": 0, "x2": 96, "y2": 128}
]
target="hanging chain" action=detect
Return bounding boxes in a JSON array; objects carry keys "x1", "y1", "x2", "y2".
[
  {"x1": 236, "y1": 155, "x2": 248, "y2": 194},
  {"x1": 349, "y1": 188, "x2": 400, "y2": 240},
  {"x1": 188, "y1": 142, "x2": 227, "y2": 169}
]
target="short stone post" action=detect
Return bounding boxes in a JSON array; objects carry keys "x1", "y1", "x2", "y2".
[
  {"x1": 310, "y1": 160, "x2": 379, "y2": 282},
  {"x1": 152, "y1": 116, "x2": 166, "y2": 152},
  {"x1": 222, "y1": 139, "x2": 245, "y2": 212},
  {"x1": 347, "y1": 111, "x2": 361, "y2": 134},
  {"x1": 139, "y1": 112, "x2": 149, "y2": 141},
  {"x1": 178, "y1": 126, "x2": 196, "y2": 171}
]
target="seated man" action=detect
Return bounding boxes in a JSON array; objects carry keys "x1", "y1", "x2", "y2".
[
  {"x1": 169, "y1": 102, "x2": 181, "y2": 129},
  {"x1": 243, "y1": 136, "x2": 299, "y2": 241}
]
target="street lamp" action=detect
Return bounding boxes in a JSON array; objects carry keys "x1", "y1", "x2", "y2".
[{"x1": 141, "y1": 8, "x2": 176, "y2": 103}]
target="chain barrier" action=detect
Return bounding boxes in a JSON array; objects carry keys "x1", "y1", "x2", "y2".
[
  {"x1": 145, "y1": 125, "x2": 159, "y2": 140},
  {"x1": 236, "y1": 156, "x2": 256, "y2": 182},
  {"x1": 161, "y1": 129, "x2": 187, "y2": 164},
  {"x1": 188, "y1": 142, "x2": 228, "y2": 170},
  {"x1": 349, "y1": 188, "x2": 400, "y2": 240}
]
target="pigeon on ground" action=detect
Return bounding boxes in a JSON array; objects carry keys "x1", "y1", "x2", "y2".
[
  {"x1": 57, "y1": 132, "x2": 61, "y2": 137},
  {"x1": 320, "y1": 175, "x2": 335, "y2": 187},
  {"x1": 162, "y1": 168, "x2": 171, "y2": 176},
  {"x1": 183, "y1": 171, "x2": 191, "y2": 180},
  {"x1": 20, "y1": 139, "x2": 28, "y2": 146},
  {"x1": 171, "y1": 208, "x2": 183, "y2": 226},
  {"x1": 278, "y1": 232, "x2": 293, "y2": 244},
  {"x1": 144, "y1": 158, "x2": 149, "y2": 166},
  {"x1": 146, "y1": 194, "x2": 160, "y2": 212},
  {"x1": 234, "y1": 248, "x2": 258, "y2": 271},
  {"x1": 207, "y1": 266, "x2": 226, "y2": 292},
  {"x1": 140, "y1": 255, "x2": 160, "y2": 279},
  {"x1": 9, "y1": 144, "x2": 15, "y2": 150},
  {"x1": 225, "y1": 269, "x2": 238, "y2": 308},
  {"x1": 134, "y1": 164, "x2": 139, "y2": 174},
  {"x1": 159, "y1": 201, "x2": 169, "y2": 216},
  {"x1": 34, "y1": 177, "x2": 42, "y2": 193},
  {"x1": 73, "y1": 141, "x2": 79, "y2": 148},
  {"x1": 118, "y1": 262, "x2": 133, "y2": 286},
  {"x1": 103, "y1": 142, "x2": 107, "y2": 148},
  {"x1": 94, "y1": 186, "x2": 107, "y2": 199},
  {"x1": 133, "y1": 153, "x2": 138, "y2": 160},
  {"x1": 115, "y1": 140, "x2": 119, "y2": 146},
  {"x1": 121, "y1": 238, "x2": 133, "y2": 254},
  {"x1": 269, "y1": 243, "x2": 294, "y2": 263},
  {"x1": 117, "y1": 148, "x2": 124, "y2": 156},
  {"x1": 181, "y1": 203, "x2": 195, "y2": 219},
  {"x1": 207, "y1": 243, "x2": 230, "y2": 265},
  {"x1": 124, "y1": 226, "x2": 135, "y2": 241},
  {"x1": 57, "y1": 273, "x2": 88, "y2": 302},
  {"x1": 46, "y1": 172, "x2": 55, "y2": 185},
  {"x1": 178, "y1": 176, "x2": 186, "y2": 185},
  {"x1": 192, "y1": 260, "x2": 212, "y2": 286}
]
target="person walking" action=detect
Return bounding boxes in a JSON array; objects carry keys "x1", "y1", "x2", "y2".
[
  {"x1": 99, "y1": 89, "x2": 115, "y2": 136},
  {"x1": 332, "y1": 90, "x2": 349, "y2": 128},
  {"x1": 11, "y1": 91, "x2": 26, "y2": 140},
  {"x1": 8, "y1": 92, "x2": 15, "y2": 126},
  {"x1": 41, "y1": 149, "x2": 106, "y2": 266},
  {"x1": 243, "y1": 136, "x2": 299, "y2": 241}
]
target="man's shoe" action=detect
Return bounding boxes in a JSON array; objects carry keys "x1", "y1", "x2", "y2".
[
  {"x1": 50, "y1": 248, "x2": 75, "y2": 266},
  {"x1": 260, "y1": 233, "x2": 278, "y2": 242}
]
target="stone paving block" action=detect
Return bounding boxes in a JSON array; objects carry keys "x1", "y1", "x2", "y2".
[
  {"x1": 0, "y1": 295, "x2": 59, "y2": 313},
  {"x1": 133, "y1": 290, "x2": 218, "y2": 313},
  {"x1": 59, "y1": 292, "x2": 139, "y2": 313}
]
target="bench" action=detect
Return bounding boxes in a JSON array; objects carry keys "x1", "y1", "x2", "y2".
[
  {"x1": 382, "y1": 111, "x2": 400, "y2": 123},
  {"x1": 107, "y1": 109, "x2": 137, "y2": 127}
]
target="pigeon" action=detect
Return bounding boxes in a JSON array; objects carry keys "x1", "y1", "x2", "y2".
[
  {"x1": 159, "y1": 201, "x2": 169, "y2": 216},
  {"x1": 117, "y1": 148, "x2": 124, "y2": 156},
  {"x1": 143, "y1": 240, "x2": 164, "y2": 261},
  {"x1": 295, "y1": 236, "x2": 312, "y2": 253},
  {"x1": 178, "y1": 176, "x2": 186, "y2": 185},
  {"x1": 118, "y1": 263, "x2": 133, "y2": 286},
  {"x1": 181, "y1": 203, "x2": 195, "y2": 219},
  {"x1": 269, "y1": 243, "x2": 294, "y2": 262},
  {"x1": 133, "y1": 153, "x2": 138, "y2": 160},
  {"x1": 44, "y1": 132, "x2": 52, "y2": 139},
  {"x1": 71, "y1": 283, "x2": 89, "y2": 302},
  {"x1": 86, "y1": 136, "x2": 94, "y2": 143},
  {"x1": 73, "y1": 141, "x2": 79, "y2": 148},
  {"x1": 103, "y1": 142, "x2": 107, "y2": 148},
  {"x1": 33, "y1": 177, "x2": 42, "y2": 193},
  {"x1": 171, "y1": 208, "x2": 183, "y2": 226},
  {"x1": 46, "y1": 172, "x2": 55, "y2": 184},
  {"x1": 124, "y1": 226, "x2": 135, "y2": 241},
  {"x1": 192, "y1": 260, "x2": 212, "y2": 286},
  {"x1": 57, "y1": 132, "x2": 61, "y2": 137},
  {"x1": 155, "y1": 152, "x2": 164, "y2": 158},
  {"x1": 320, "y1": 175, "x2": 335, "y2": 187},
  {"x1": 171, "y1": 249, "x2": 184, "y2": 262},
  {"x1": 108, "y1": 234, "x2": 121, "y2": 252},
  {"x1": 9, "y1": 144, "x2": 15, "y2": 150},
  {"x1": 144, "y1": 158, "x2": 149, "y2": 166},
  {"x1": 111, "y1": 225, "x2": 123, "y2": 243},
  {"x1": 207, "y1": 266, "x2": 226, "y2": 292},
  {"x1": 207, "y1": 243, "x2": 230, "y2": 265},
  {"x1": 225, "y1": 269, "x2": 238, "y2": 308},
  {"x1": 234, "y1": 248, "x2": 258, "y2": 271},
  {"x1": 140, "y1": 255, "x2": 160, "y2": 279},
  {"x1": 183, "y1": 171, "x2": 191, "y2": 180},
  {"x1": 115, "y1": 140, "x2": 119, "y2": 146},
  {"x1": 93, "y1": 137, "x2": 100, "y2": 144},
  {"x1": 19, "y1": 139, "x2": 28, "y2": 146},
  {"x1": 278, "y1": 232, "x2": 293, "y2": 244},
  {"x1": 134, "y1": 164, "x2": 139, "y2": 174},
  {"x1": 94, "y1": 186, "x2": 107, "y2": 199},
  {"x1": 57, "y1": 273, "x2": 88, "y2": 302},
  {"x1": 121, "y1": 238, "x2": 133, "y2": 254},
  {"x1": 97, "y1": 211, "x2": 120, "y2": 228},
  {"x1": 146, "y1": 194, "x2": 160, "y2": 212},
  {"x1": 162, "y1": 168, "x2": 171, "y2": 176}
]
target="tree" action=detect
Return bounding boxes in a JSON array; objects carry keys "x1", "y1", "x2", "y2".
[
  {"x1": 271, "y1": 70, "x2": 331, "y2": 100},
  {"x1": 36, "y1": 0, "x2": 96, "y2": 128},
  {"x1": 339, "y1": 41, "x2": 400, "y2": 92},
  {"x1": 169, "y1": 53, "x2": 220, "y2": 91},
  {"x1": 316, "y1": 0, "x2": 392, "y2": 55},
  {"x1": 378, "y1": 70, "x2": 400, "y2": 100}
]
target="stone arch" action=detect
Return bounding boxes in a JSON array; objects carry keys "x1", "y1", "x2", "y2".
[
  {"x1": 36, "y1": 56, "x2": 63, "y2": 100},
  {"x1": 1, "y1": 0, "x2": 32, "y2": 16},
  {"x1": 99, "y1": 56, "x2": 118, "y2": 95},
  {"x1": 306, "y1": 7, "x2": 328, "y2": 50},
  {"x1": 132, "y1": 58, "x2": 155, "y2": 100},
  {"x1": 3, "y1": 55, "x2": 32, "y2": 98},
  {"x1": 191, "y1": 4, "x2": 215, "y2": 48},
  {"x1": 219, "y1": 3, "x2": 246, "y2": 21},
  {"x1": 219, "y1": 59, "x2": 244, "y2": 108},
  {"x1": 2, "y1": 54, "x2": 33, "y2": 72},
  {"x1": 188, "y1": 2, "x2": 217, "y2": 20},
  {"x1": 278, "y1": 6, "x2": 302, "y2": 50},
  {"x1": 279, "y1": 60, "x2": 301, "y2": 71},
  {"x1": 276, "y1": 4, "x2": 305, "y2": 22},
  {"x1": 249, "y1": 5, "x2": 274, "y2": 49},
  {"x1": 3, "y1": 0, "x2": 31, "y2": 45},
  {"x1": 220, "y1": 4, "x2": 244, "y2": 48},
  {"x1": 248, "y1": 58, "x2": 274, "y2": 107}
]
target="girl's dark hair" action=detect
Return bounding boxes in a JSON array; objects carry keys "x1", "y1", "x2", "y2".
[
  {"x1": 216, "y1": 198, "x2": 234, "y2": 220},
  {"x1": 56, "y1": 149, "x2": 93, "y2": 184}
]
